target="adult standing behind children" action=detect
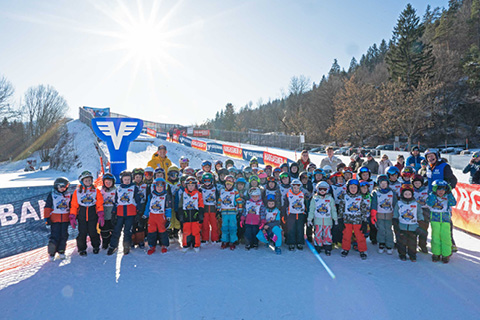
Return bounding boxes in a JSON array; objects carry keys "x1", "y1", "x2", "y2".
[
  {"x1": 320, "y1": 146, "x2": 342, "y2": 169},
  {"x1": 406, "y1": 146, "x2": 425, "y2": 172},
  {"x1": 297, "y1": 150, "x2": 311, "y2": 172},
  {"x1": 463, "y1": 151, "x2": 480, "y2": 184},
  {"x1": 362, "y1": 153, "x2": 379, "y2": 174},
  {"x1": 147, "y1": 145, "x2": 172, "y2": 172},
  {"x1": 378, "y1": 154, "x2": 393, "y2": 175}
]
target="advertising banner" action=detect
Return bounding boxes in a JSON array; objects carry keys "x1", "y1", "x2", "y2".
[
  {"x1": 193, "y1": 129, "x2": 210, "y2": 137},
  {"x1": 83, "y1": 106, "x2": 110, "y2": 117},
  {"x1": 157, "y1": 132, "x2": 167, "y2": 140},
  {"x1": 452, "y1": 183, "x2": 480, "y2": 236},
  {"x1": 192, "y1": 139, "x2": 207, "y2": 151},
  {"x1": 223, "y1": 144, "x2": 243, "y2": 159},
  {"x1": 146, "y1": 128, "x2": 157, "y2": 137},
  {"x1": 242, "y1": 149, "x2": 265, "y2": 164},
  {"x1": 207, "y1": 142, "x2": 224, "y2": 154},
  {"x1": 179, "y1": 136, "x2": 192, "y2": 147},
  {"x1": 263, "y1": 151, "x2": 288, "y2": 167}
]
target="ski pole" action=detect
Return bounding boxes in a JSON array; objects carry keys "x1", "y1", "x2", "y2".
[{"x1": 304, "y1": 235, "x2": 336, "y2": 280}]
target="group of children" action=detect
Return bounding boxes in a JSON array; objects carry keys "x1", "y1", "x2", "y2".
[{"x1": 43, "y1": 155, "x2": 457, "y2": 263}]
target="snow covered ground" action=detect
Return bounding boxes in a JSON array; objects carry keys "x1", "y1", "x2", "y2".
[
  {"x1": 0, "y1": 229, "x2": 479, "y2": 319},
  {"x1": 1, "y1": 119, "x2": 480, "y2": 319}
]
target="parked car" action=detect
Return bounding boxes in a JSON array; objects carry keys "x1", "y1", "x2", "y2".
[
  {"x1": 310, "y1": 147, "x2": 325, "y2": 153},
  {"x1": 375, "y1": 144, "x2": 394, "y2": 151},
  {"x1": 441, "y1": 147, "x2": 463, "y2": 154}
]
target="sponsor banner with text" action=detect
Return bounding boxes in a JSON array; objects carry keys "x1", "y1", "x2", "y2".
[
  {"x1": 223, "y1": 144, "x2": 243, "y2": 159},
  {"x1": 452, "y1": 183, "x2": 480, "y2": 236},
  {"x1": 263, "y1": 151, "x2": 288, "y2": 167},
  {"x1": 191, "y1": 139, "x2": 207, "y2": 151}
]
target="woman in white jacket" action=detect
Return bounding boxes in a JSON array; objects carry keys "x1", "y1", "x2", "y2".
[{"x1": 378, "y1": 154, "x2": 393, "y2": 175}]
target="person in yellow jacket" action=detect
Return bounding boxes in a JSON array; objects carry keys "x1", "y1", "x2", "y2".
[{"x1": 147, "y1": 145, "x2": 172, "y2": 172}]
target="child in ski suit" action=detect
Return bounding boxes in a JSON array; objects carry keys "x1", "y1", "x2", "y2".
[
  {"x1": 43, "y1": 177, "x2": 72, "y2": 261},
  {"x1": 199, "y1": 172, "x2": 219, "y2": 243},
  {"x1": 308, "y1": 181, "x2": 337, "y2": 255},
  {"x1": 132, "y1": 168, "x2": 148, "y2": 248},
  {"x1": 330, "y1": 172, "x2": 346, "y2": 247},
  {"x1": 370, "y1": 174, "x2": 397, "y2": 254},
  {"x1": 338, "y1": 179, "x2": 369, "y2": 259},
  {"x1": 70, "y1": 171, "x2": 104, "y2": 256},
  {"x1": 257, "y1": 194, "x2": 282, "y2": 254},
  {"x1": 426, "y1": 180, "x2": 457, "y2": 263},
  {"x1": 412, "y1": 174, "x2": 430, "y2": 253},
  {"x1": 393, "y1": 184, "x2": 424, "y2": 262},
  {"x1": 99, "y1": 173, "x2": 117, "y2": 250},
  {"x1": 241, "y1": 187, "x2": 266, "y2": 250},
  {"x1": 217, "y1": 175, "x2": 244, "y2": 250},
  {"x1": 282, "y1": 179, "x2": 307, "y2": 251},
  {"x1": 178, "y1": 176, "x2": 204, "y2": 252},
  {"x1": 144, "y1": 178, "x2": 172, "y2": 255},
  {"x1": 108, "y1": 171, "x2": 141, "y2": 256},
  {"x1": 167, "y1": 166, "x2": 182, "y2": 240}
]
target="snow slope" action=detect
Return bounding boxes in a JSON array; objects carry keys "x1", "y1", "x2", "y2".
[{"x1": 0, "y1": 229, "x2": 479, "y2": 319}]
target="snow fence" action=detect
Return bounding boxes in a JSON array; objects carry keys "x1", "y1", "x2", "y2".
[{"x1": 0, "y1": 186, "x2": 78, "y2": 259}]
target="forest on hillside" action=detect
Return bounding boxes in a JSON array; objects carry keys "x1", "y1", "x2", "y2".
[{"x1": 203, "y1": 1, "x2": 480, "y2": 148}]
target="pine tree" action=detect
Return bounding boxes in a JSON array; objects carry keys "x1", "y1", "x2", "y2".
[
  {"x1": 386, "y1": 4, "x2": 435, "y2": 88},
  {"x1": 348, "y1": 57, "x2": 358, "y2": 73}
]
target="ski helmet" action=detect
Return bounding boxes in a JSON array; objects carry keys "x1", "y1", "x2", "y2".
[
  {"x1": 218, "y1": 168, "x2": 229, "y2": 177},
  {"x1": 154, "y1": 167, "x2": 165, "y2": 175},
  {"x1": 257, "y1": 170, "x2": 267, "y2": 179},
  {"x1": 144, "y1": 166, "x2": 155, "y2": 176},
  {"x1": 346, "y1": 179, "x2": 360, "y2": 189},
  {"x1": 102, "y1": 172, "x2": 116, "y2": 184},
  {"x1": 279, "y1": 172, "x2": 290, "y2": 180},
  {"x1": 400, "y1": 183, "x2": 414, "y2": 199},
  {"x1": 225, "y1": 175, "x2": 235, "y2": 184},
  {"x1": 401, "y1": 166, "x2": 416, "y2": 180},
  {"x1": 266, "y1": 194, "x2": 276, "y2": 202},
  {"x1": 78, "y1": 170, "x2": 93, "y2": 182},
  {"x1": 273, "y1": 167, "x2": 282, "y2": 175},
  {"x1": 228, "y1": 166, "x2": 238, "y2": 176},
  {"x1": 291, "y1": 179, "x2": 302, "y2": 187},
  {"x1": 132, "y1": 168, "x2": 144, "y2": 178},
  {"x1": 179, "y1": 156, "x2": 189, "y2": 164},
  {"x1": 424, "y1": 148, "x2": 439, "y2": 160},
  {"x1": 358, "y1": 166, "x2": 371, "y2": 179},
  {"x1": 431, "y1": 179, "x2": 449, "y2": 193},
  {"x1": 154, "y1": 177, "x2": 166, "y2": 186},
  {"x1": 280, "y1": 163, "x2": 289, "y2": 171},
  {"x1": 243, "y1": 166, "x2": 253, "y2": 175},
  {"x1": 236, "y1": 177, "x2": 247, "y2": 185},
  {"x1": 214, "y1": 160, "x2": 223, "y2": 168},
  {"x1": 185, "y1": 176, "x2": 197, "y2": 186},
  {"x1": 167, "y1": 165, "x2": 180, "y2": 178},
  {"x1": 316, "y1": 181, "x2": 330, "y2": 192},
  {"x1": 180, "y1": 174, "x2": 188, "y2": 183},
  {"x1": 412, "y1": 174, "x2": 424, "y2": 185},
  {"x1": 202, "y1": 172, "x2": 214, "y2": 184},
  {"x1": 183, "y1": 167, "x2": 195, "y2": 176},
  {"x1": 225, "y1": 159, "x2": 235, "y2": 167},
  {"x1": 249, "y1": 175, "x2": 260, "y2": 184},
  {"x1": 359, "y1": 180, "x2": 370, "y2": 188},
  {"x1": 313, "y1": 168, "x2": 325, "y2": 176},
  {"x1": 249, "y1": 157, "x2": 258, "y2": 165},
  {"x1": 376, "y1": 174, "x2": 389, "y2": 186},
  {"x1": 120, "y1": 170, "x2": 132, "y2": 180},
  {"x1": 386, "y1": 166, "x2": 400, "y2": 178},
  {"x1": 201, "y1": 160, "x2": 212, "y2": 168},
  {"x1": 307, "y1": 163, "x2": 317, "y2": 171},
  {"x1": 54, "y1": 177, "x2": 70, "y2": 190}
]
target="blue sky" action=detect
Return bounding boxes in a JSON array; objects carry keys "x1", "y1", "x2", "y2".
[{"x1": 0, "y1": 0, "x2": 449, "y2": 126}]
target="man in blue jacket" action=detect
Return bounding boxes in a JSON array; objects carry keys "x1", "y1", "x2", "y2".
[
  {"x1": 463, "y1": 152, "x2": 480, "y2": 184},
  {"x1": 406, "y1": 146, "x2": 425, "y2": 172}
]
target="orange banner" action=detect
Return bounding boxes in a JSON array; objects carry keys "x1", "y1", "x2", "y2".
[
  {"x1": 452, "y1": 182, "x2": 480, "y2": 236},
  {"x1": 191, "y1": 139, "x2": 207, "y2": 151},
  {"x1": 146, "y1": 128, "x2": 157, "y2": 137},
  {"x1": 263, "y1": 151, "x2": 288, "y2": 167},
  {"x1": 223, "y1": 145, "x2": 243, "y2": 159}
]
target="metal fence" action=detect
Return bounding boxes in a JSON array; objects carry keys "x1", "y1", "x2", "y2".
[{"x1": 209, "y1": 129, "x2": 301, "y2": 150}]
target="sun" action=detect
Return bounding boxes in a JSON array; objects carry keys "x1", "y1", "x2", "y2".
[{"x1": 122, "y1": 20, "x2": 164, "y2": 61}]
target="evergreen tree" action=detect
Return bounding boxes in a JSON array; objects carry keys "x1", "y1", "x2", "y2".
[
  {"x1": 386, "y1": 4, "x2": 435, "y2": 88},
  {"x1": 348, "y1": 57, "x2": 358, "y2": 74}
]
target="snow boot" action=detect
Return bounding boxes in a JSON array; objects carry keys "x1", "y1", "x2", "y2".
[
  {"x1": 419, "y1": 245, "x2": 428, "y2": 254},
  {"x1": 409, "y1": 255, "x2": 417, "y2": 262},
  {"x1": 194, "y1": 247, "x2": 200, "y2": 253},
  {"x1": 371, "y1": 240, "x2": 378, "y2": 245},
  {"x1": 325, "y1": 250, "x2": 332, "y2": 256},
  {"x1": 47, "y1": 242, "x2": 56, "y2": 256},
  {"x1": 378, "y1": 243, "x2": 385, "y2": 254},
  {"x1": 296, "y1": 244, "x2": 303, "y2": 250},
  {"x1": 138, "y1": 241, "x2": 145, "y2": 249},
  {"x1": 58, "y1": 253, "x2": 66, "y2": 260},
  {"x1": 147, "y1": 247, "x2": 156, "y2": 255},
  {"x1": 360, "y1": 252, "x2": 367, "y2": 260},
  {"x1": 245, "y1": 244, "x2": 251, "y2": 251},
  {"x1": 93, "y1": 248, "x2": 100, "y2": 254},
  {"x1": 123, "y1": 242, "x2": 130, "y2": 255},
  {"x1": 275, "y1": 247, "x2": 282, "y2": 255},
  {"x1": 452, "y1": 245, "x2": 458, "y2": 253},
  {"x1": 161, "y1": 246, "x2": 168, "y2": 253},
  {"x1": 386, "y1": 247, "x2": 393, "y2": 255},
  {"x1": 341, "y1": 250, "x2": 349, "y2": 257},
  {"x1": 432, "y1": 254, "x2": 440, "y2": 262},
  {"x1": 221, "y1": 242, "x2": 228, "y2": 249},
  {"x1": 253, "y1": 243, "x2": 258, "y2": 250},
  {"x1": 48, "y1": 255, "x2": 55, "y2": 262},
  {"x1": 102, "y1": 242, "x2": 109, "y2": 250},
  {"x1": 79, "y1": 250, "x2": 87, "y2": 257},
  {"x1": 288, "y1": 245, "x2": 295, "y2": 251},
  {"x1": 399, "y1": 254, "x2": 407, "y2": 261},
  {"x1": 107, "y1": 247, "x2": 117, "y2": 256},
  {"x1": 442, "y1": 255, "x2": 450, "y2": 264},
  {"x1": 230, "y1": 243, "x2": 236, "y2": 250},
  {"x1": 315, "y1": 246, "x2": 322, "y2": 253}
]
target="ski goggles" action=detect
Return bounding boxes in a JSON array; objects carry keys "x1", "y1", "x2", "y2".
[
  {"x1": 180, "y1": 158, "x2": 189, "y2": 163},
  {"x1": 473, "y1": 153, "x2": 480, "y2": 159},
  {"x1": 154, "y1": 181, "x2": 166, "y2": 186},
  {"x1": 168, "y1": 171, "x2": 179, "y2": 178},
  {"x1": 57, "y1": 183, "x2": 68, "y2": 189},
  {"x1": 145, "y1": 171, "x2": 154, "y2": 177},
  {"x1": 225, "y1": 181, "x2": 234, "y2": 187}
]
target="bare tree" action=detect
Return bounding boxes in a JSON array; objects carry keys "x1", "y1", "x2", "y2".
[
  {"x1": 0, "y1": 75, "x2": 15, "y2": 119},
  {"x1": 23, "y1": 84, "x2": 69, "y2": 139}
]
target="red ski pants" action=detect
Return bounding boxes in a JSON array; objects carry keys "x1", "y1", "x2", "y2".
[
  {"x1": 342, "y1": 223, "x2": 367, "y2": 252},
  {"x1": 183, "y1": 222, "x2": 201, "y2": 248},
  {"x1": 148, "y1": 214, "x2": 167, "y2": 233},
  {"x1": 201, "y1": 212, "x2": 219, "y2": 241}
]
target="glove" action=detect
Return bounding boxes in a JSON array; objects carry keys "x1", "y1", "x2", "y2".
[
  {"x1": 199, "y1": 220, "x2": 204, "y2": 224},
  {"x1": 307, "y1": 220, "x2": 313, "y2": 227},
  {"x1": 97, "y1": 211, "x2": 105, "y2": 227},
  {"x1": 165, "y1": 218, "x2": 171, "y2": 229},
  {"x1": 165, "y1": 208, "x2": 172, "y2": 220},
  {"x1": 333, "y1": 220, "x2": 338, "y2": 225},
  {"x1": 392, "y1": 218, "x2": 399, "y2": 229},
  {"x1": 69, "y1": 214, "x2": 77, "y2": 229},
  {"x1": 259, "y1": 220, "x2": 266, "y2": 230},
  {"x1": 240, "y1": 216, "x2": 245, "y2": 228},
  {"x1": 361, "y1": 221, "x2": 368, "y2": 235},
  {"x1": 135, "y1": 214, "x2": 141, "y2": 223},
  {"x1": 415, "y1": 226, "x2": 428, "y2": 238},
  {"x1": 370, "y1": 209, "x2": 377, "y2": 225},
  {"x1": 44, "y1": 218, "x2": 51, "y2": 226}
]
